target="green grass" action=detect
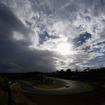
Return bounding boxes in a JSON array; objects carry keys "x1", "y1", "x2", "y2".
[
  {"x1": 11, "y1": 82, "x2": 37, "y2": 105},
  {"x1": 0, "y1": 76, "x2": 5, "y2": 82},
  {"x1": 21, "y1": 80, "x2": 33, "y2": 86},
  {"x1": 35, "y1": 81, "x2": 65, "y2": 89},
  {"x1": 22, "y1": 80, "x2": 65, "y2": 89},
  {"x1": 0, "y1": 87, "x2": 8, "y2": 105},
  {"x1": 0, "y1": 76, "x2": 8, "y2": 105}
]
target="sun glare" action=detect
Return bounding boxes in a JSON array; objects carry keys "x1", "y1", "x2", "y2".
[{"x1": 56, "y1": 42, "x2": 71, "y2": 55}]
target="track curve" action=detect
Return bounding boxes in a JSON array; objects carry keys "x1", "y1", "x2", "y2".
[{"x1": 18, "y1": 78, "x2": 86, "y2": 94}]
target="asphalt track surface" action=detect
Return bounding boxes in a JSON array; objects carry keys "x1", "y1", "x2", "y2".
[{"x1": 18, "y1": 78, "x2": 86, "y2": 94}]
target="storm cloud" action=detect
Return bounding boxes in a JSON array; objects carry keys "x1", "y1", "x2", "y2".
[{"x1": 0, "y1": 0, "x2": 105, "y2": 72}]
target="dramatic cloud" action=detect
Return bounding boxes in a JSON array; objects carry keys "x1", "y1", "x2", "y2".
[{"x1": 0, "y1": 0, "x2": 105, "y2": 72}]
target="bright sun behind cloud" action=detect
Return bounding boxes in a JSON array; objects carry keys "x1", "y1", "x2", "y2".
[{"x1": 56, "y1": 42, "x2": 72, "y2": 55}]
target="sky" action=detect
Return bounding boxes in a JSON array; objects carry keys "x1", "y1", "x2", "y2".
[{"x1": 0, "y1": 0, "x2": 105, "y2": 73}]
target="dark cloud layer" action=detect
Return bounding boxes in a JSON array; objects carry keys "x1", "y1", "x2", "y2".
[
  {"x1": 0, "y1": 2, "x2": 28, "y2": 36},
  {"x1": 0, "y1": 0, "x2": 105, "y2": 72},
  {"x1": 0, "y1": 1, "x2": 56, "y2": 72}
]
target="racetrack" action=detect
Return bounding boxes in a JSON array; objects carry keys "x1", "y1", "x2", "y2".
[{"x1": 18, "y1": 78, "x2": 86, "y2": 94}]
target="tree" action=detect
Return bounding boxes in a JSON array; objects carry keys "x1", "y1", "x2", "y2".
[{"x1": 66, "y1": 69, "x2": 71, "y2": 73}]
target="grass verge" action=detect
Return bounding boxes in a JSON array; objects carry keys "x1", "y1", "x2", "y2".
[
  {"x1": 11, "y1": 82, "x2": 37, "y2": 105},
  {"x1": 0, "y1": 75, "x2": 8, "y2": 105},
  {"x1": 35, "y1": 81, "x2": 65, "y2": 89},
  {"x1": 22, "y1": 80, "x2": 65, "y2": 89},
  {"x1": 0, "y1": 87, "x2": 8, "y2": 105}
]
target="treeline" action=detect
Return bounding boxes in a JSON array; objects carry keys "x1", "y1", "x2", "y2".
[
  {"x1": 1, "y1": 67, "x2": 105, "y2": 82},
  {"x1": 47, "y1": 67, "x2": 105, "y2": 82}
]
